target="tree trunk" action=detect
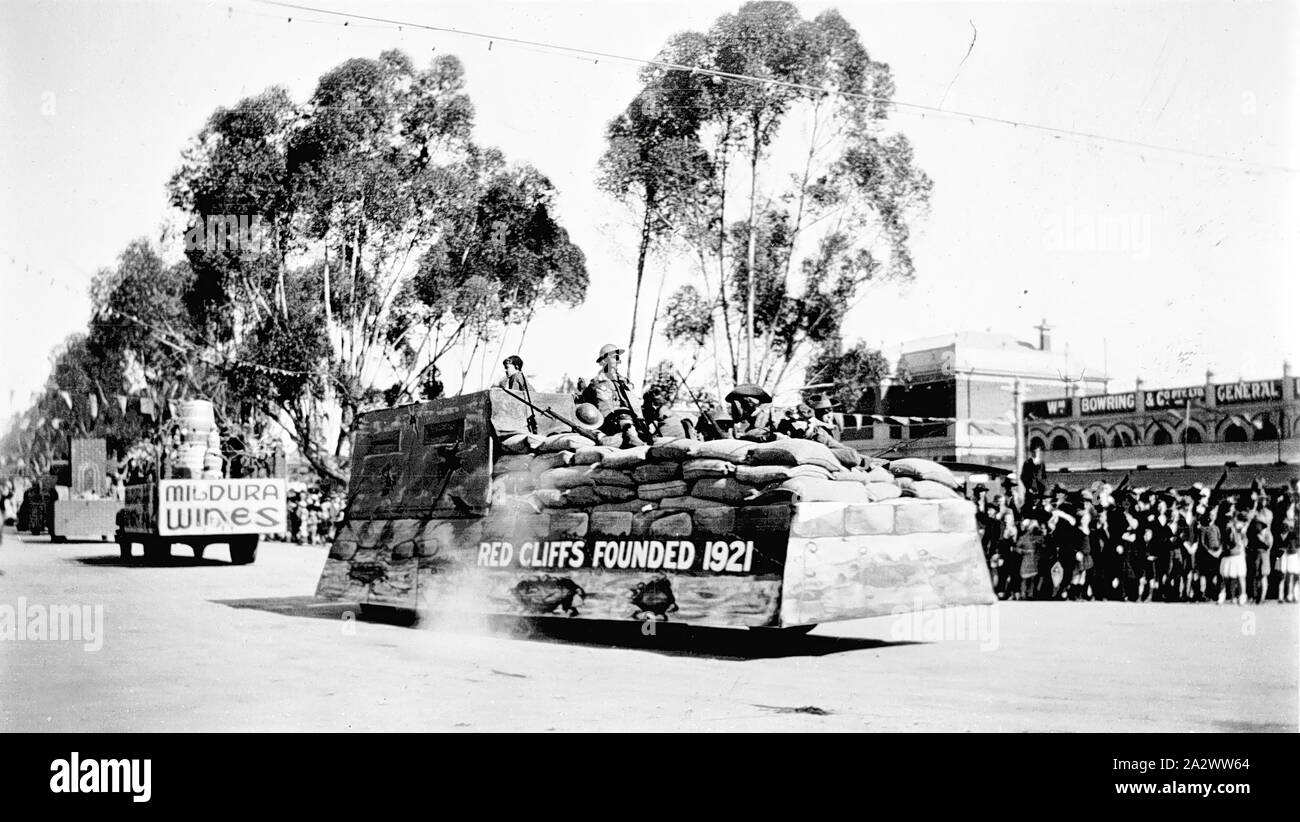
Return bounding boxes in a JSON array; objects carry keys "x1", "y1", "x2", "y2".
[
  {"x1": 744, "y1": 127, "x2": 760, "y2": 384},
  {"x1": 626, "y1": 201, "x2": 654, "y2": 378}
]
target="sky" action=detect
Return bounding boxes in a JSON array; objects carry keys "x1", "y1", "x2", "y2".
[{"x1": 1, "y1": 0, "x2": 1297, "y2": 426}]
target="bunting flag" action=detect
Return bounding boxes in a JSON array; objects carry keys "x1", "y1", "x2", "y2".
[
  {"x1": 88, "y1": 393, "x2": 99, "y2": 419},
  {"x1": 139, "y1": 397, "x2": 155, "y2": 418},
  {"x1": 51, "y1": 418, "x2": 63, "y2": 430},
  {"x1": 167, "y1": 400, "x2": 177, "y2": 419},
  {"x1": 116, "y1": 395, "x2": 127, "y2": 415},
  {"x1": 58, "y1": 390, "x2": 73, "y2": 410}
]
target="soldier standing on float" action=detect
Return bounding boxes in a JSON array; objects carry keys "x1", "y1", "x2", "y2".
[
  {"x1": 810, "y1": 395, "x2": 843, "y2": 440},
  {"x1": 726, "y1": 384, "x2": 779, "y2": 442},
  {"x1": 497, "y1": 355, "x2": 529, "y2": 392},
  {"x1": 584, "y1": 344, "x2": 636, "y2": 416}
]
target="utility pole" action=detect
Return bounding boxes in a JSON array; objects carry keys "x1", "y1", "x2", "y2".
[{"x1": 1013, "y1": 378, "x2": 1024, "y2": 472}]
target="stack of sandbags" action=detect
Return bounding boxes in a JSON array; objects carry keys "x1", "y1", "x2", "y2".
[{"x1": 489, "y1": 433, "x2": 973, "y2": 523}]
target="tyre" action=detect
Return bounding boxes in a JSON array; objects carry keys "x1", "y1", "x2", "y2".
[
  {"x1": 229, "y1": 536, "x2": 258, "y2": 565},
  {"x1": 143, "y1": 539, "x2": 169, "y2": 563}
]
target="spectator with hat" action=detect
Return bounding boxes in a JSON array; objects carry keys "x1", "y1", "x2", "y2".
[
  {"x1": 1019, "y1": 444, "x2": 1048, "y2": 512},
  {"x1": 1221, "y1": 510, "x2": 1250, "y2": 605},
  {"x1": 1276, "y1": 488, "x2": 1298, "y2": 603}
]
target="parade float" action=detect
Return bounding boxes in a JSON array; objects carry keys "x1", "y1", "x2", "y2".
[
  {"x1": 115, "y1": 400, "x2": 286, "y2": 563},
  {"x1": 315, "y1": 388, "x2": 996, "y2": 629}
]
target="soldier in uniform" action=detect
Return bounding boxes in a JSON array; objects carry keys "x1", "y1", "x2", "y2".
[
  {"x1": 642, "y1": 387, "x2": 695, "y2": 442},
  {"x1": 726, "y1": 384, "x2": 778, "y2": 442},
  {"x1": 583, "y1": 344, "x2": 636, "y2": 417},
  {"x1": 497, "y1": 355, "x2": 529, "y2": 392},
  {"x1": 810, "y1": 395, "x2": 843, "y2": 440}
]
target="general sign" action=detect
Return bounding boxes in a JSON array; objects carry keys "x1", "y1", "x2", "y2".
[{"x1": 1214, "y1": 380, "x2": 1283, "y2": 405}]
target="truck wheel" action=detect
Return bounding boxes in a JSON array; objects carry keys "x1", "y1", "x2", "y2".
[
  {"x1": 230, "y1": 536, "x2": 258, "y2": 565},
  {"x1": 144, "y1": 539, "x2": 168, "y2": 564}
]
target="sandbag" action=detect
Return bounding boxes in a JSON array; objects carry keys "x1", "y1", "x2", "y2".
[
  {"x1": 681, "y1": 458, "x2": 735, "y2": 481},
  {"x1": 562, "y1": 486, "x2": 602, "y2": 507},
  {"x1": 778, "y1": 477, "x2": 869, "y2": 503},
  {"x1": 537, "y1": 466, "x2": 596, "y2": 490},
  {"x1": 908, "y1": 479, "x2": 962, "y2": 499},
  {"x1": 587, "y1": 467, "x2": 636, "y2": 487},
  {"x1": 831, "y1": 447, "x2": 864, "y2": 469},
  {"x1": 831, "y1": 468, "x2": 874, "y2": 484},
  {"x1": 492, "y1": 473, "x2": 536, "y2": 495},
  {"x1": 571, "y1": 445, "x2": 618, "y2": 466},
  {"x1": 864, "y1": 466, "x2": 895, "y2": 484},
  {"x1": 648, "y1": 438, "x2": 703, "y2": 461},
  {"x1": 528, "y1": 451, "x2": 573, "y2": 473},
  {"x1": 693, "y1": 439, "x2": 757, "y2": 463},
  {"x1": 649, "y1": 512, "x2": 693, "y2": 537},
  {"x1": 499, "y1": 433, "x2": 545, "y2": 454},
  {"x1": 532, "y1": 489, "x2": 566, "y2": 508},
  {"x1": 747, "y1": 439, "x2": 842, "y2": 472},
  {"x1": 591, "y1": 500, "x2": 655, "y2": 514},
  {"x1": 863, "y1": 482, "x2": 903, "y2": 501},
  {"x1": 492, "y1": 454, "x2": 534, "y2": 475},
  {"x1": 539, "y1": 432, "x2": 594, "y2": 453},
  {"x1": 632, "y1": 462, "x2": 680, "y2": 484},
  {"x1": 600, "y1": 446, "x2": 650, "y2": 469},
  {"x1": 887, "y1": 457, "x2": 959, "y2": 489},
  {"x1": 637, "y1": 480, "x2": 691, "y2": 501},
  {"x1": 733, "y1": 463, "x2": 832, "y2": 485},
  {"x1": 593, "y1": 485, "x2": 638, "y2": 502},
  {"x1": 659, "y1": 495, "x2": 731, "y2": 510},
  {"x1": 691, "y1": 477, "x2": 760, "y2": 503}
]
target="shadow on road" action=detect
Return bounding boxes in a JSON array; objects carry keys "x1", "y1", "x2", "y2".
[
  {"x1": 212, "y1": 596, "x2": 915, "y2": 659},
  {"x1": 74, "y1": 555, "x2": 232, "y2": 568}
]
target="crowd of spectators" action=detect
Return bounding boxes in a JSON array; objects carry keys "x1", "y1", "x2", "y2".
[{"x1": 971, "y1": 446, "x2": 1299, "y2": 604}]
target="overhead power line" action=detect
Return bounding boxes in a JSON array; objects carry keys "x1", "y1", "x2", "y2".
[{"x1": 252, "y1": 0, "x2": 1295, "y2": 174}]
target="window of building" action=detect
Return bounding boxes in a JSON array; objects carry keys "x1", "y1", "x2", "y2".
[
  {"x1": 1223, "y1": 424, "x2": 1249, "y2": 443},
  {"x1": 1050, "y1": 435, "x2": 1070, "y2": 451},
  {"x1": 1180, "y1": 428, "x2": 1202, "y2": 445},
  {"x1": 1111, "y1": 430, "x2": 1134, "y2": 447},
  {"x1": 1255, "y1": 419, "x2": 1278, "y2": 441},
  {"x1": 1029, "y1": 436, "x2": 1046, "y2": 452},
  {"x1": 1086, "y1": 433, "x2": 1104, "y2": 449},
  {"x1": 1152, "y1": 428, "x2": 1173, "y2": 446},
  {"x1": 889, "y1": 425, "x2": 903, "y2": 439}
]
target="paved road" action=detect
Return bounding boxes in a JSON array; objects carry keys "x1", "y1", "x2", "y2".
[{"x1": 1, "y1": 530, "x2": 1296, "y2": 731}]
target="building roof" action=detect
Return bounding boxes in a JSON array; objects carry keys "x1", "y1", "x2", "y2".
[{"x1": 898, "y1": 331, "x2": 1109, "y2": 383}]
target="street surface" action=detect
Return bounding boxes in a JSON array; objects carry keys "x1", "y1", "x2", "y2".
[{"x1": 1, "y1": 531, "x2": 1295, "y2": 732}]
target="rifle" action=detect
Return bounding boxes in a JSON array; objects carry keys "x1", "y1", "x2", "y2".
[
  {"x1": 497, "y1": 387, "x2": 602, "y2": 443},
  {"x1": 674, "y1": 370, "x2": 717, "y2": 440},
  {"x1": 519, "y1": 375, "x2": 539, "y2": 435}
]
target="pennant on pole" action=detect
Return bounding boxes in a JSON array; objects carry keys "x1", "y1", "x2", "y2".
[
  {"x1": 88, "y1": 393, "x2": 99, "y2": 419},
  {"x1": 167, "y1": 400, "x2": 177, "y2": 420},
  {"x1": 58, "y1": 390, "x2": 72, "y2": 410},
  {"x1": 116, "y1": 395, "x2": 127, "y2": 415}
]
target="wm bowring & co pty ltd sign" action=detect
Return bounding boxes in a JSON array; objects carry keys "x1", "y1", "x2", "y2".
[{"x1": 158, "y1": 479, "x2": 287, "y2": 536}]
